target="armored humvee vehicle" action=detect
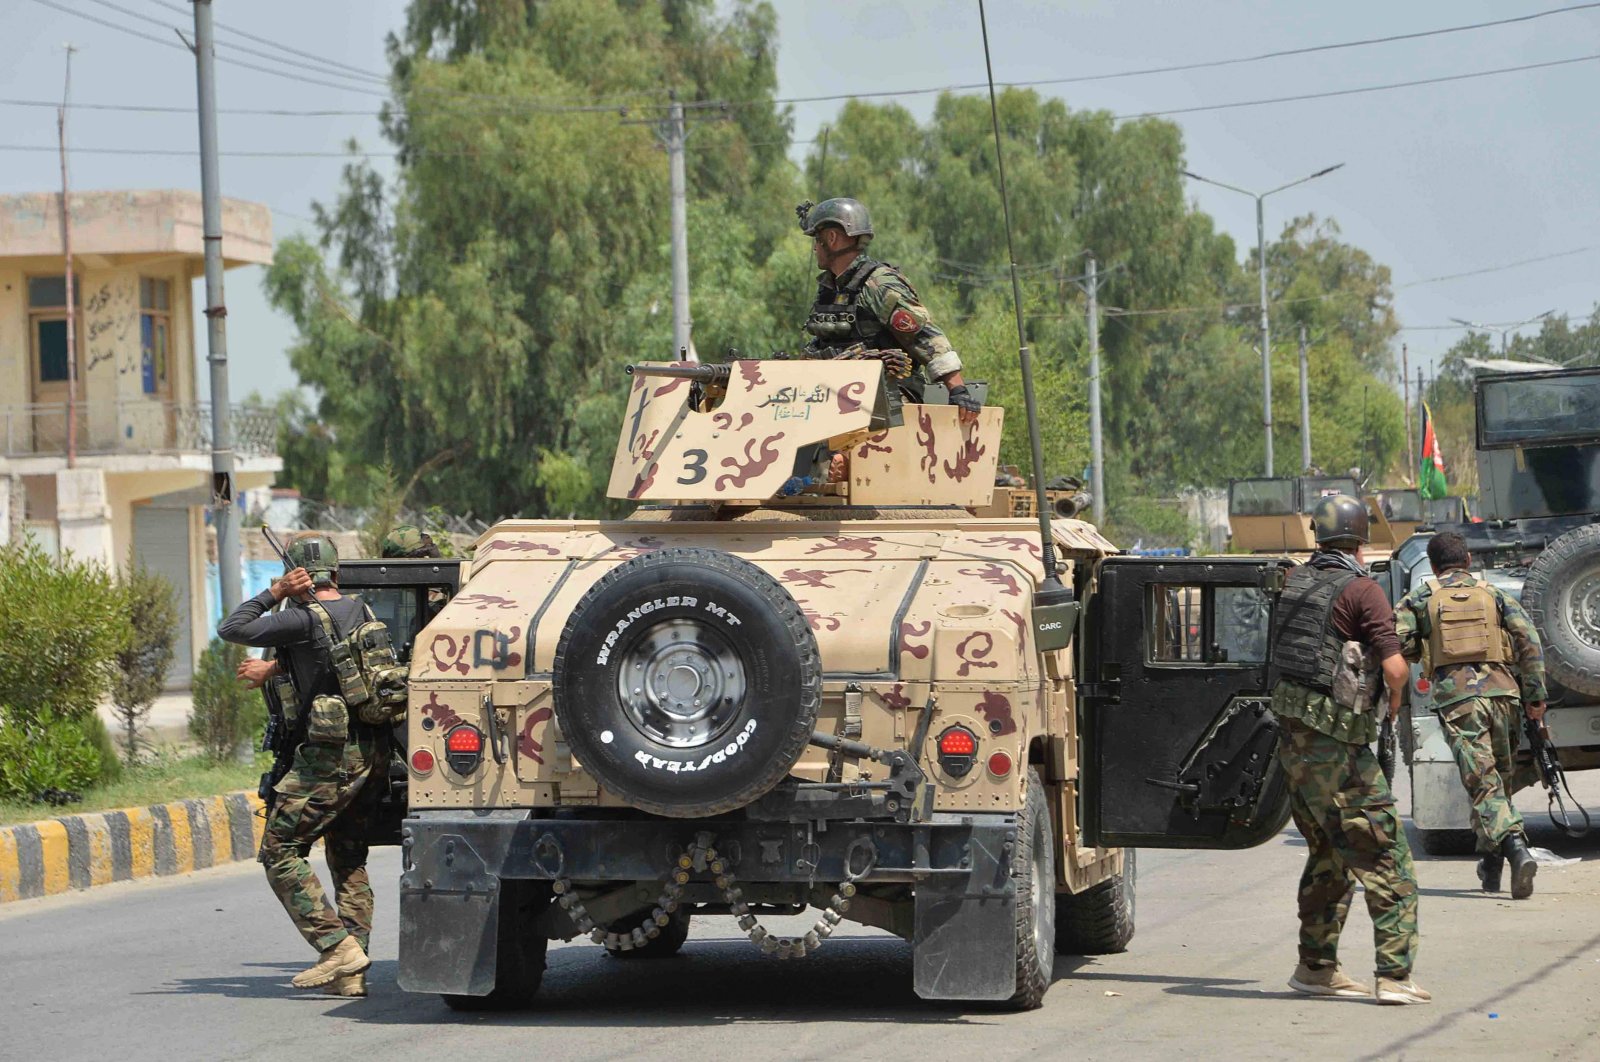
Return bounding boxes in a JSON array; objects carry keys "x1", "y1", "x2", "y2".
[
  {"x1": 1378, "y1": 366, "x2": 1600, "y2": 852},
  {"x1": 394, "y1": 359, "x2": 1294, "y2": 1010},
  {"x1": 1227, "y1": 474, "x2": 1361, "y2": 555}
]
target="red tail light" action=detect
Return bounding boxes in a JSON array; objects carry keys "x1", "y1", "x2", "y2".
[
  {"x1": 444, "y1": 725, "x2": 484, "y2": 775},
  {"x1": 410, "y1": 748, "x2": 435, "y2": 775},
  {"x1": 987, "y1": 751, "x2": 1013, "y2": 777},
  {"x1": 937, "y1": 725, "x2": 978, "y2": 778}
]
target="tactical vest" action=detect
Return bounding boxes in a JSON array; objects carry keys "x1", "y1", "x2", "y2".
[
  {"x1": 1271, "y1": 565, "x2": 1359, "y2": 694},
  {"x1": 305, "y1": 598, "x2": 410, "y2": 731},
  {"x1": 1424, "y1": 576, "x2": 1510, "y2": 668},
  {"x1": 805, "y1": 256, "x2": 911, "y2": 351}
]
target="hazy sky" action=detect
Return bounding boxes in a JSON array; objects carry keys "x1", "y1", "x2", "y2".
[{"x1": 3, "y1": 0, "x2": 1597, "y2": 401}]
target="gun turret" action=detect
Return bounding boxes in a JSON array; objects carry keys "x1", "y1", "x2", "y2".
[{"x1": 625, "y1": 362, "x2": 733, "y2": 384}]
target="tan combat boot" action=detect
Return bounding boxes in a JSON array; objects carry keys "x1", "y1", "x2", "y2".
[
  {"x1": 292, "y1": 935, "x2": 371, "y2": 989},
  {"x1": 1375, "y1": 975, "x2": 1433, "y2": 1005},
  {"x1": 1288, "y1": 963, "x2": 1371, "y2": 998},
  {"x1": 322, "y1": 972, "x2": 367, "y2": 998}
]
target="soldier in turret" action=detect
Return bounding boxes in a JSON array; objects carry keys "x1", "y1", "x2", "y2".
[
  {"x1": 1268, "y1": 495, "x2": 1429, "y2": 1005},
  {"x1": 796, "y1": 197, "x2": 980, "y2": 425},
  {"x1": 1395, "y1": 531, "x2": 1546, "y2": 898}
]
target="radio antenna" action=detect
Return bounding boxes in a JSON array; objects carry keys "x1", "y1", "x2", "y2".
[{"x1": 978, "y1": 2, "x2": 1070, "y2": 615}]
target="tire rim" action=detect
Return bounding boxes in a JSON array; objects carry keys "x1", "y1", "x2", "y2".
[
  {"x1": 1032, "y1": 811, "x2": 1055, "y2": 966},
  {"x1": 1562, "y1": 564, "x2": 1600, "y2": 652},
  {"x1": 616, "y1": 618, "x2": 747, "y2": 748}
]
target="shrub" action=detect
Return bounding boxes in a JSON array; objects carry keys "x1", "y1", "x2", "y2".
[
  {"x1": 0, "y1": 538, "x2": 130, "y2": 728},
  {"x1": 109, "y1": 560, "x2": 180, "y2": 763},
  {"x1": 0, "y1": 717, "x2": 103, "y2": 802},
  {"x1": 80, "y1": 712, "x2": 123, "y2": 785},
  {"x1": 189, "y1": 639, "x2": 264, "y2": 762}
]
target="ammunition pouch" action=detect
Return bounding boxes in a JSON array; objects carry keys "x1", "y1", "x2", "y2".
[
  {"x1": 351, "y1": 620, "x2": 409, "y2": 726},
  {"x1": 1328, "y1": 639, "x2": 1381, "y2": 717},
  {"x1": 307, "y1": 694, "x2": 350, "y2": 745}
]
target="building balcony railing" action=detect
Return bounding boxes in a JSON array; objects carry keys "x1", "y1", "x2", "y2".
[{"x1": 1, "y1": 401, "x2": 278, "y2": 460}]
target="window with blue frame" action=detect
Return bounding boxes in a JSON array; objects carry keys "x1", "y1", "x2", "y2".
[{"x1": 139, "y1": 277, "x2": 172, "y2": 395}]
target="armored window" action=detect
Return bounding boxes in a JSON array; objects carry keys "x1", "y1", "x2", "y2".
[
  {"x1": 1297, "y1": 476, "x2": 1360, "y2": 513},
  {"x1": 1148, "y1": 584, "x2": 1270, "y2": 666},
  {"x1": 1229, "y1": 478, "x2": 1295, "y2": 516},
  {"x1": 1477, "y1": 369, "x2": 1600, "y2": 449},
  {"x1": 1377, "y1": 490, "x2": 1423, "y2": 522}
]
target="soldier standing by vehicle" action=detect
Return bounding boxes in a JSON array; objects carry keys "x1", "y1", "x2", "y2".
[
  {"x1": 796, "y1": 197, "x2": 980, "y2": 425},
  {"x1": 1395, "y1": 531, "x2": 1547, "y2": 898},
  {"x1": 1269, "y1": 495, "x2": 1429, "y2": 1005},
  {"x1": 219, "y1": 534, "x2": 387, "y2": 998},
  {"x1": 380, "y1": 524, "x2": 442, "y2": 559}
]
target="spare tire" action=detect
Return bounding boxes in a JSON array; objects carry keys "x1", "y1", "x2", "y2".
[
  {"x1": 552, "y1": 547, "x2": 821, "y2": 817},
  {"x1": 1522, "y1": 523, "x2": 1600, "y2": 698}
]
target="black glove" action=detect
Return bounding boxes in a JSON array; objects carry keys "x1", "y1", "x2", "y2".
[{"x1": 947, "y1": 384, "x2": 982, "y2": 414}]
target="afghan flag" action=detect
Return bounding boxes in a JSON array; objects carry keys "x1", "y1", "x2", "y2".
[{"x1": 1419, "y1": 400, "x2": 1448, "y2": 500}]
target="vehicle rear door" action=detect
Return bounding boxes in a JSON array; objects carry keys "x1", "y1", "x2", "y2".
[{"x1": 1081, "y1": 556, "x2": 1292, "y2": 849}]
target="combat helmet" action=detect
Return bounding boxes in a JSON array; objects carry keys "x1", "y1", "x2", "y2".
[
  {"x1": 381, "y1": 524, "x2": 441, "y2": 559},
  {"x1": 1310, "y1": 494, "x2": 1370, "y2": 547},
  {"x1": 797, "y1": 197, "x2": 874, "y2": 243},
  {"x1": 286, "y1": 533, "x2": 340, "y2": 585}
]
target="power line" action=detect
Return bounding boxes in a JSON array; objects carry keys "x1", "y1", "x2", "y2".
[
  {"x1": 1394, "y1": 246, "x2": 1596, "y2": 288},
  {"x1": 146, "y1": 0, "x2": 390, "y2": 83},
  {"x1": 1113, "y1": 52, "x2": 1600, "y2": 121}
]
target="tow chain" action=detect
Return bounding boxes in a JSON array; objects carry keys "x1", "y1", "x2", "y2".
[{"x1": 552, "y1": 834, "x2": 858, "y2": 958}]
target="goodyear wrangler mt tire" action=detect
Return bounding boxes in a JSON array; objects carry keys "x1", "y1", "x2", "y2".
[
  {"x1": 1522, "y1": 524, "x2": 1600, "y2": 698},
  {"x1": 552, "y1": 547, "x2": 821, "y2": 818}
]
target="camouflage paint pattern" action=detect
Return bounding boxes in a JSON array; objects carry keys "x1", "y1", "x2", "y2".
[
  {"x1": 1276, "y1": 712, "x2": 1419, "y2": 979},
  {"x1": 1396, "y1": 568, "x2": 1547, "y2": 709},
  {"x1": 259, "y1": 729, "x2": 387, "y2": 953},
  {"x1": 1437, "y1": 694, "x2": 1527, "y2": 853},
  {"x1": 846, "y1": 264, "x2": 961, "y2": 380}
]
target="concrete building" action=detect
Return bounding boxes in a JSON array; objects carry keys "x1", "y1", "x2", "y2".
[{"x1": 0, "y1": 190, "x2": 281, "y2": 685}]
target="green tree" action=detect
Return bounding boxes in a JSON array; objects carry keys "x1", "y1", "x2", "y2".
[
  {"x1": 189, "y1": 640, "x2": 264, "y2": 763},
  {"x1": 108, "y1": 561, "x2": 179, "y2": 764}
]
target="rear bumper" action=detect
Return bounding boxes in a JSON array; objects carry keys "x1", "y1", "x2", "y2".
[{"x1": 398, "y1": 810, "x2": 1023, "y2": 1002}]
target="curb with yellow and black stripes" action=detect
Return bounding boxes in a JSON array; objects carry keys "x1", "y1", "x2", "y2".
[{"x1": 0, "y1": 791, "x2": 265, "y2": 904}]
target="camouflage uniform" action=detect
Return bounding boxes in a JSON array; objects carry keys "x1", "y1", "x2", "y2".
[
  {"x1": 1395, "y1": 568, "x2": 1547, "y2": 854},
  {"x1": 260, "y1": 728, "x2": 388, "y2": 952},
  {"x1": 1273, "y1": 711, "x2": 1420, "y2": 978},
  {"x1": 804, "y1": 255, "x2": 963, "y2": 395},
  {"x1": 381, "y1": 524, "x2": 441, "y2": 559}
]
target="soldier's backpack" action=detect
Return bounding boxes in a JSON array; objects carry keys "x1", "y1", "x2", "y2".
[
  {"x1": 1424, "y1": 577, "x2": 1511, "y2": 668},
  {"x1": 305, "y1": 598, "x2": 411, "y2": 727}
]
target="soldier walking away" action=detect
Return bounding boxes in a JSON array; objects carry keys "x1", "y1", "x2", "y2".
[
  {"x1": 1269, "y1": 495, "x2": 1430, "y2": 1005},
  {"x1": 380, "y1": 524, "x2": 442, "y2": 560},
  {"x1": 219, "y1": 534, "x2": 388, "y2": 998},
  {"x1": 796, "y1": 197, "x2": 980, "y2": 425},
  {"x1": 1395, "y1": 531, "x2": 1546, "y2": 899}
]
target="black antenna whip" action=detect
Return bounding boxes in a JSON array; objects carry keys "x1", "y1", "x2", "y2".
[{"x1": 978, "y1": 1, "x2": 1066, "y2": 594}]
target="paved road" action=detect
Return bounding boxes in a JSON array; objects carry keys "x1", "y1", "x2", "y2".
[{"x1": 6, "y1": 775, "x2": 1600, "y2": 1061}]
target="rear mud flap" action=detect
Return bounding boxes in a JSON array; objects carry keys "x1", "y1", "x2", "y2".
[
  {"x1": 397, "y1": 833, "x2": 500, "y2": 995},
  {"x1": 912, "y1": 825, "x2": 1016, "y2": 1002}
]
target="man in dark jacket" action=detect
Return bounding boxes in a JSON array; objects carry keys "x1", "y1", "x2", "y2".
[{"x1": 219, "y1": 533, "x2": 384, "y2": 998}]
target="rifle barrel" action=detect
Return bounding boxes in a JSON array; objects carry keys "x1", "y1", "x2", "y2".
[{"x1": 625, "y1": 362, "x2": 732, "y2": 382}]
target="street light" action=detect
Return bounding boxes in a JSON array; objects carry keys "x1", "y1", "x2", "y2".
[
  {"x1": 1183, "y1": 163, "x2": 1345, "y2": 476},
  {"x1": 1447, "y1": 310, "x2": 1556, "y2": 355}
]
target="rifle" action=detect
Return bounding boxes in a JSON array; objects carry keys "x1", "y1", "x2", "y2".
[
  {"x1": 1376, "y1": 713, "x2": 1397, "y2": 786},
  {"x1": 1524, "y1": 716, "x2": 1590, "y2": 838}
]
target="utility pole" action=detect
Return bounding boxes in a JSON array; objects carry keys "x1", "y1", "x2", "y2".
[
  {"x1": 817, "y1": 126, "x2": 830, "y2": 199},
  {"x1": 1297, "y1": 323, "x2": 1311, "y2": 473},
  {"x1": 1085, "y1": 255, "x2": 1105, "y2": 525},
  {"x1": 1401, "y1": 342, "x2": 1415, "y2": 486},
  {"x1": 58, "y1": 43, "x2": 78, "y2": 468},
  {"x1": 191, "y1": 0, "x2": 240, "y2": 614},
  {"x1": 666, "y1": 92, "x2": 691, "y2": 359},
  {"x1": 1183, "y1": 163, "x2": 1344, "y2": 477}
]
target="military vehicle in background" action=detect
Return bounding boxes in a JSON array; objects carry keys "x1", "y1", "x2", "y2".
[
  {"x1": 393, "y1": 359, "x2": 1296, "y2": 1011},
  {"x1": 974, "y1": 465, "x2": 1092, "y2": 519},
  {"x1": 1226, "y1": 474, "x2": 1362, "y2": 555},
  {"x1": 1378, "y1": 365, "x2": 1600, "y2": 853}
]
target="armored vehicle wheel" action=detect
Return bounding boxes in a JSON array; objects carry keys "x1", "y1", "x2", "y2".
[
  {"x1": 1055, "y1": 849, "x2": 1136, "y2": 956},
  {"x1": 1007, "y1": 768, "x2": 1056, "y2": 1010},
  {"x1": 603, "y1": 910, "x2": 691, "y2": 959},
  {"x1": 1523, "y1": 524, "x2": 1600, "y2": 697},
  {"x1": 553, "y1": 547, "x2": 822, "y2": 818},
  {"x1": 1415, "y1": 827, "x2": 1475, "y2": 856},
  {"x1": 439, "y1": 881, "x2": 549, "y2": 1011}
]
